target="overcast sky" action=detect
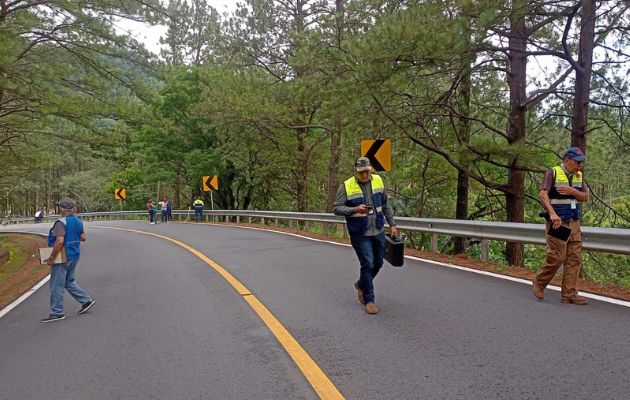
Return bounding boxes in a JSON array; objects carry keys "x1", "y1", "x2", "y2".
[
  {"x1": 115, "y1": 0, "x2": 576, "y2": 91},
  {"x1": 115, "y1": 0, "x2": 236, "y2": 55}
]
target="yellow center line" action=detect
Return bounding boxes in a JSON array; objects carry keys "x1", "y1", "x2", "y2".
[{"x1": 93, "y1": 226, "x2": 345, "y2": 400}]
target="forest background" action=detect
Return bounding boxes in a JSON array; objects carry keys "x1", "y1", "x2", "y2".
[{"x1": 1, "y1": 0, "x2": 628, "y2": 286}]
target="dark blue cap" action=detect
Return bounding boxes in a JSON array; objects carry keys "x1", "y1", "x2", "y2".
[{"x1": 563, "y1": 147, "x2": 585, "y2": 161}]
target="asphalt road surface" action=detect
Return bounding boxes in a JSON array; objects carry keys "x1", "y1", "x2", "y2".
[{"x1": 1, "y1": 221, "x2": 629, "y2": 400}]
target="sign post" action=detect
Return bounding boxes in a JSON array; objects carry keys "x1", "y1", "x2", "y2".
[
  {"x1": 202, "y1": 176, "x2": 219, "y2": 212},
  {"x1": 114, "y1": 188, "x2": 126, "y2": 211}
]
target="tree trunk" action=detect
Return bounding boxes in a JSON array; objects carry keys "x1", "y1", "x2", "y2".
[
  {"x1": 326, "y1": 127, "x2": 342, "y2": 212},
  {"x1": 325, "y1": 0, "x2": 346, "y2": 214},
  {"x1": 174, "y1": 174, "x2": 181, "y2": 209},
  {"x1": 454, "y1": 46, "x2": 472, "y2": 254},
  {"x1": 296, "y1": 124, "x2": 309, "y2": 212},
  {"x1": 293, "y1": 2, "x2": 309, "y2": 213},
  {"x1": 506, "y1": 170, "x2": 525, "y2": 266},
  {"x1": 454, "y1": 170, "x2": 469, "y2": 253},
  {"x1": 571, "y1": 0, "x2": 596, "y2": 150},
  {"x1": 505, "y1": 0, "x2": 528, "y2": 267}
]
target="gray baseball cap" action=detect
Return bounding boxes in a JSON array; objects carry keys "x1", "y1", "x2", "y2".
[
  {"x1": 355, "y1": 157, "x2": 372, "y2": 171},
  {"x1": 57, "y1": 197, "x2": 76, "y2": 210}
]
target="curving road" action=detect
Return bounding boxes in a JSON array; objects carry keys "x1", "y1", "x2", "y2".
[{"x1": 1, "y1": 221, "x2": 629, "y2": 400}]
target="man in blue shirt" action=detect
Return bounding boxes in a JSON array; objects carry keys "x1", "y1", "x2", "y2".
[{"x1": 42, "y1": 197, "x2": 95, "y2": 322}]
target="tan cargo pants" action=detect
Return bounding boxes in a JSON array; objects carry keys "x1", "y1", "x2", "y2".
[{"x1": 533, "y1": 220, "x2": 582, "y2": 300}]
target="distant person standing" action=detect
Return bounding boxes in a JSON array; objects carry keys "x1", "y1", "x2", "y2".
[
  {"x1": 147, "y1": 198, "x2": 155, "y2": 224},
  {"x1": 333, "y1": 157, "x2": 397, "y2": 314},
  {"x1": 34, "y1": 208, "x2": 44, "y2": 223},
  {"x1": 41, "y1": 197, "x2": 95, "y2": 323},
  {"x1": 533, "y1": 147, "x2": 589, "y2": 305},
  {"x1": 167, "y1": 199, "x2": 173, "y2": 221},
  {"x1": 161, "y1": 196, "x2": 169, "y2": 223},
  {"x1": 193, "y1": 197, "x2": 204, "y2": 222}
]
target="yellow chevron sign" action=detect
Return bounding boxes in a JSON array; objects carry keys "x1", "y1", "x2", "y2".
[
  {"x1": 203, "y1": 176, "x2": 218, "y2": 192},
  {"x1": 361, "y1": 139, "x2": 391, "y2": 171},
  {"x1": 114, "y1": 188, "x2": 126, "y2": 200}
]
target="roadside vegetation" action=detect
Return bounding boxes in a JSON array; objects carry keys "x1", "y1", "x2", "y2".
[
  {"x1": 0, "y1": 234, "x2": 48, "y2": 309},
  {"x1": 0, "y1": 236, "x2": 26, "y2": 284}
]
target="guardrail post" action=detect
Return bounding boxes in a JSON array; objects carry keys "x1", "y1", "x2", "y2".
[
  {"x1": 225, "y1": 216, "x2": 229, "y2": 223},
  {"x1": 481, "y1": 239, "x2": 489, "y2": 262},
  {"x1": 236, "y1": 216, "x2": 240, "y2": 223},
  {"x1": 431, "y1": 234, "x2": 438, "y2": 252},
  {"x1": 289, "y1": 220, "x2": 293, "y2": 229},
  {"x1": 275, "y1": 218, "x2": 279, "y2": 227},
  {"x1": 304, "y1": 221, "x2": 309, "y2": 231},
  {"x1": 248, "y1": 217, "x2": 252, "y2": 224},
  {"x1": 261, "y1": 217, "x2": 265, "y2": 225}
]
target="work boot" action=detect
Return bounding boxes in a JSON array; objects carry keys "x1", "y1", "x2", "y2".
[
  {"x1": 354, "y1": 282, "x2": 365, "y2": 305},
  {"x1": 365, "y1": 302, "x2": 378, "y2": 314},
  {"x1": 561, "y1": 295, "x2": 588, "y2": 305},
  {"x1": 532, "y1": 283, "x2": 545, "y2": 300}
]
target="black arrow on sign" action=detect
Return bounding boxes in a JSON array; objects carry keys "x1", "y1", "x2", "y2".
[
  {"x1": 116, "y1": 188, "x2": 125, "y2": 200},
  {"x1": 364, "y1": 139, "x2": 386, "y2": 171},
  {"x1": 204, "y1": 176, "x2": 212, "y2": 190}
]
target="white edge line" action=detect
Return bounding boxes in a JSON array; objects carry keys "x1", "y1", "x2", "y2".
[
  {"x1": 0, "y1": 231, "x2": 50, "y2": 319},
  {"x1": 0, "y1": 275, "x2": 50, "y2": 319},
  {"x1": 203, "y1": 223, "x2": 630, "y2": 309}
]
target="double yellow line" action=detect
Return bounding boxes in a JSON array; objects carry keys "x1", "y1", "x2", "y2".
[{"x1": 95, "y1": 226, "x2": 344, "y2": 400}]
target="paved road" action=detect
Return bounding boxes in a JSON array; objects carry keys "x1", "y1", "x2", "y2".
[{"x1": 1, "y1": 221, "x2": 629, "y2": 400}]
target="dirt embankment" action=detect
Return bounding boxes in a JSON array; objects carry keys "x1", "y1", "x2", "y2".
[{"x1": 0, "y1": 234, "x2": 49, "y2": 309}]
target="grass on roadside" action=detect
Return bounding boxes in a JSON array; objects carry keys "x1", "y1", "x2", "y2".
[{"x1": 0, "y1": 236, "x2": 28, "y2": 285}]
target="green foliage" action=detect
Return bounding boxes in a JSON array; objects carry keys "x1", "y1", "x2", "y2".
[
  {"x1": 583, "y1": 252, "x2": 630, "y2": 288},
  {"x1": 0, "y1": 0, "x2": 165, "y2": 213},
  {"x1": 0, "y1": 236, "x2": 27, "y2": 284}
]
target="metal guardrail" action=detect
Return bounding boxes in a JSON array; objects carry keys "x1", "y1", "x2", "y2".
[{"x1": 2, "y1": 210, "x2": 629, "y2": 257}]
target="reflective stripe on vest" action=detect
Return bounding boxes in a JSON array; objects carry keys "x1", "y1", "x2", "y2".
[
  {"x1": 549, "y1": 165, "x2": 582, "y2": 220},
  {"x1": 343, "y1": 175, "x2": 385, "y2": 234}
]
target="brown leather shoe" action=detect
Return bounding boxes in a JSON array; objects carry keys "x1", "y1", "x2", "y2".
[
  {"x1": 365, "y1": 302, "x2": 378, "y2": 314},
  {"x1": 354, "y1": 282, "x2": 365, "y2": 305},
  {"x1": 532, "y1": 284, "x2": 544, "y2": 300},
  {"x1": 561, "y1": 295, "x2": 588, "y2": 305}
]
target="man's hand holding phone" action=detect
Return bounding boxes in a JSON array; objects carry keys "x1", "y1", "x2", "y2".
[{"x1": 356, "y1": 204, "x2": 372, "y2": 214}]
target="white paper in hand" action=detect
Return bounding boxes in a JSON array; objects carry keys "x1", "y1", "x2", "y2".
[{"x1": 38, "y1": 248, "x2": 65, "y2": 264}]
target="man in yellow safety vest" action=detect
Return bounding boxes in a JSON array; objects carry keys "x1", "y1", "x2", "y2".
[
  {"x1": 334, "y1": 157, "x2": 397, "y2": 314},
  {"x1": 533, "y1": 147, "x2": 589, "y2": 305}
]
